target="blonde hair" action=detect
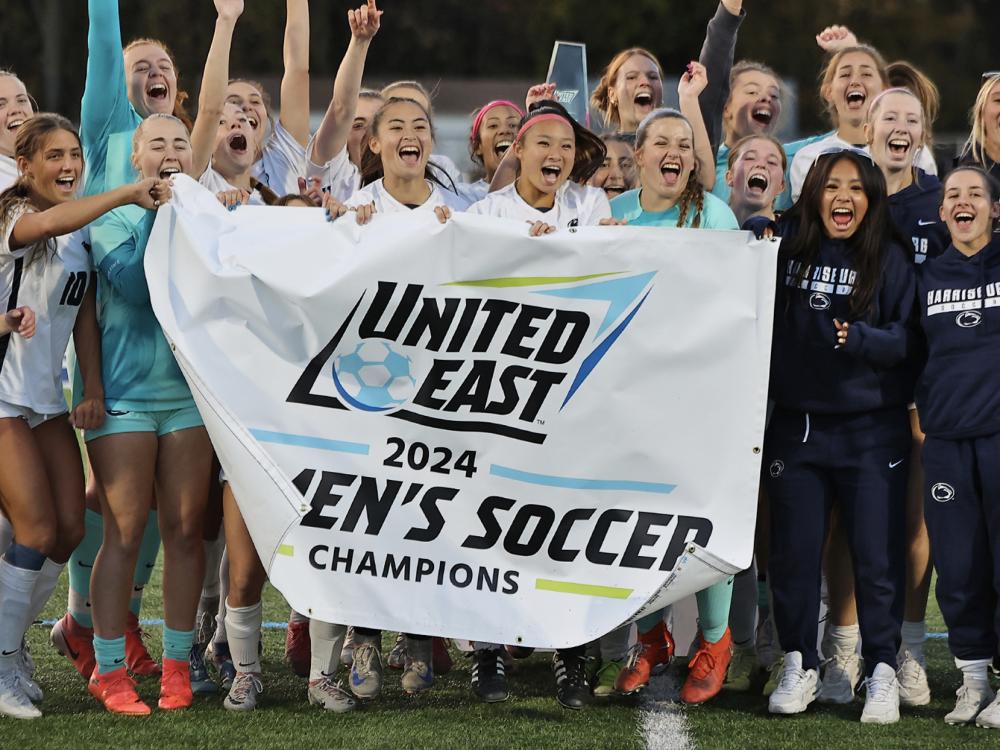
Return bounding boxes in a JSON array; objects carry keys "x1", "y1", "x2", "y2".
[
  {"x1": 818, "y1": 45, "x2": 889, "y2": 127},
  {"x1": 964, "y1": 74, "x2": 1000, "y2": 170},
  {"x1": 865, "y1": 87, "x2": 928, "y2": 149},
  {"x1": 122, "y1": 38, "x2": 192, "y2": 129},
  {"x1": 590, "y1": 48, "x2": 663, "y2": 130}
]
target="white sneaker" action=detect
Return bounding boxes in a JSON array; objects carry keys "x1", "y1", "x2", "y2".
[
  {"x1": 0, "y1": 669, "x2": 41, "y2": 719},
  {"x1": 819, "y1": 651, "x2": 860, "y2": 704},
  {"x1": 15, "y1": 647, "x2": 42, "y2": 703},
  {"x1": 945, "y1": 683, "x2": 994, "y2": 725},
  {"x1": 975, "y1": 692, "x2": 1000, "y2": 728},
  {"x1": 768, "y1": 651, "x2": 820, "y2": 715},
  {"x1": 896, "y1": 649, "x2": 930, "y2": 706},
  {"x1": 307, "y1": 676, "x2": 356, "y2": 713},
  {"x1": 860, "y1": 662, "x2": 900, "y2": 724},
  {"x1": 223, "y1": 671, "x2": 263, "y2": 711}
]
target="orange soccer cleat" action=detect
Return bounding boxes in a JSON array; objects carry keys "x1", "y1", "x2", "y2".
[
  {"x1": 432, "y1": 637, "x2": 453, "y2": 675},
  {"x1": 615, "y1": 620, "x2": 675, "y2": 694},
  {"x1": 284, "y1": 619, "x2": 311, "y2": 678},
  {"x1": 680, "y1": 628, "x2": 733, "y2": 705},
  {"x1": 88, "y1": 666, "x2": 151, "y2": 716},
  {"x1": 50, "y1": 613, "x2": 96, "y2": 680},
  {"x1": 158, "y1": 657, "x2": 194, "y2": 710},
  {"x1": 125, "y1": 613, "x2": 161, "y2": 677}
]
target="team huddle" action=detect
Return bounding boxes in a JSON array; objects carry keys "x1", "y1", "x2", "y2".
[{"x1": 0, "y1": 0, "x2": 998, "y2": 733}]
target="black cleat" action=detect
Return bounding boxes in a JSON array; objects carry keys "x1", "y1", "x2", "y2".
[{"x1": 471, "y1": 648, "x2": 509, "y2": 703}]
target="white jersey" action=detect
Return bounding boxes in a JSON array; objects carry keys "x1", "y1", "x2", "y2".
[
  {"x1": 467, "y1": 181, "x2": 612, "y2": 229},
  {"x1": 199, "y1": 168, "x2": 268, "y2": 206},
  {"x1": 458, "y1": 178, "x2": 489, "y2": 205},
  {"x1": 308, "y1": 146, "x2": 360, "y2": 203},
  {"x1": 251, "y1": 120, "x2": 307, "y2": 197},
  {"x1": 429, "y1": 153, "x2": 464, "y2": 190},
  {"x1": 0, "y1": 155, "x2": 17, "y2": 194},
  {"x1": 0, "y1": 204, "x2": 92, "y2": 413},
  {"x1": 789, "y1": 133, "x2": 938, "y2": 202},
  {"x1": 347, "y1": 178, "x2": 470, "y2": 215}
]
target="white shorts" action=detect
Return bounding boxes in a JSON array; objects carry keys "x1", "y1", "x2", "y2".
[{"x1": 0, "y1": 400, "x2": 65, "y2": 429}]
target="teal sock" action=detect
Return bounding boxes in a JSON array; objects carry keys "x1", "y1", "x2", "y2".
[
  {"x1": 67, "y1": 509, "x2": 103, "y2": 628},
  {"x1": 94, "y1": 634, "x2": 127, "y2": 674},
  {"x1": 757, "y1": 578, "x2": 770, "y2": 616},
  {"x1": 130, "y1": 511, "x2": 160, "y2": 617},
  {"x1": 163, "y1": 626, "x2": 194, "y2": 662},
  {"x1": 696, "y1": 577, "x2": 734, "y2": 644},
  {"x1": 635, "y1": 608, "x2": 666, "y2": 635}
]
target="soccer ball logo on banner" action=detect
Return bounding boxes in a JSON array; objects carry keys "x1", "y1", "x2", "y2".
[{"x1": 333, "y1": 340, "x2": 417, "y2": 410}]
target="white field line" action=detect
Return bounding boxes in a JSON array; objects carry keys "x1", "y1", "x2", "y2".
[{"x1": 640, "y1": 667, "x2": 694, "y2": 750}]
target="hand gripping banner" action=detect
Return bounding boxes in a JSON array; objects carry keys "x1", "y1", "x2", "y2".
[{"x1": 145, "y1": 176, "x2": 778, "y2": 648}]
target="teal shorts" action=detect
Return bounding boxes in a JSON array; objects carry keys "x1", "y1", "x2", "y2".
[{"x1": 85, "y1": 402, "x2": 204, "y2": 443}]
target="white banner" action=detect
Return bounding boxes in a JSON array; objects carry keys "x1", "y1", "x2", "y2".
[{"x1": 145, "y1": 176, "x2": 777, "y2": 648}]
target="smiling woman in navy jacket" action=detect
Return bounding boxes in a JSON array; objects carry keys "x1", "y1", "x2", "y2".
[
  {"x1": 756, "y1": 147, "x2": 917, "y2": 725},
  {"x1": 915, "y1": 166, "x2": 1000, "y2": 729}
]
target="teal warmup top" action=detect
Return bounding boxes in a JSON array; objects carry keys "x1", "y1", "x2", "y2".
[
  {"x1": 81, "y1": 0, "x2": 141, "y2": 197},
  {"x1": 710, "y1": 131, "x2": 831, "y2": 209},
  {"x1": 611, "y1": 188, "x2": 740, "y2": 229},
  {"x1": 90, "y1": 206, "x2": 192, "y2": 411}
]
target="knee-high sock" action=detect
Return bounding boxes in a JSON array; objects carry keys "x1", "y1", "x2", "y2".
[
  {"x1": 730, "y1": 563, "x2": 758, "y2": 646},
  {"x1": 67, "y1": 509, "x2": 103, "y2": 628},
  {"x1": 26, "y1": 558, "x2": 64, "y2": 628},
  {"x1": 0, "y1": 513, "x2": 12, "y2": 557},
  {"x1": 309, "y1": 620, "x2": 348, "y2": 681},
  {"x1": 697, "y1": 577, "x2": 734, "y2": 644},
  {"x1": 0, "y1": 555, "x2": 42, "y2": 671},
  {"x1": 130, "y1": 511, "x2": 159, "y2": 617},
  {"x1": 225, "y1": 600, "x2": 262, "y2": 674},
  {"x1": 599, "y1": 624, "x2": 631, "y2": 662},
  {"x1": 214, "y1": 548, "x2": 230, "y2": 644}
]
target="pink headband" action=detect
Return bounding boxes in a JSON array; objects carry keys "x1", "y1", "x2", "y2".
[
  {"x1": 470, "y1": 100, "x2": 525, "y2": 144},
  {"x1": 514, "y1": 113, "x2": 573, "y2": 144}
]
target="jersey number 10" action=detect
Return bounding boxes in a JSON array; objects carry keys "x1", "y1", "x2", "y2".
[{"x1": 59, "y1": 271, "x2": 89, "y2": 306}]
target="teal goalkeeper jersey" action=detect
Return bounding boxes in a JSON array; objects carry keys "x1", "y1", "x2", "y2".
[
  {"x1": 80, "y1": 0, "x2": 141, "y2": 197},
  {"x1": 90, "y1": 206, "x2": 192, "y2": 411}
]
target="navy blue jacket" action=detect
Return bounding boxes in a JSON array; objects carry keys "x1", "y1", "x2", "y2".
[
  {"x1": 769, "y1": 223, "x2": 918, "y2": 414},
  {"x1": 889, "y1": 170, "x2": 949, "y2": 266},
  {"x1": 916, "y1": 238, "x2": 1000, "y2": 438}
]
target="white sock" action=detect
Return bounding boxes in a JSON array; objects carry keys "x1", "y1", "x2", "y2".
[
  {"x1": 289, "y1": 609, "x2": 309, "y2": 625},
  {"x1": 26, "y1": 559, "x2": 64, "y2": 627},
  {"x1": 955, "y1": 657, "x2": 991, "y2": 689},
  {"x1": 214, "y1": 550, "x2": 230, "y2": 644},
  {"x1": 828, "y1": 624, "x2": 860, "y2": 657},
  {"x1": 308, "y1": 619, "x2": 347, "y2": 682},
  {"x1": 0, "y1": 515, "x2": 12, "y2": 557},
  {"x1": 599, "y1": 624, "x2": 631, "y2": 662},
  {"x1": 0, "y1": 559, "x2": 40, "y2": 671},
  {"x1": 201, "y1": 537, "x2": 224, "y2": 600},
  {"x1": 900, "y1": 620, "x2": 925, "y2": 660},
  {"x1": 225, "y1": 600, "x2": 262, "y2": 674}
]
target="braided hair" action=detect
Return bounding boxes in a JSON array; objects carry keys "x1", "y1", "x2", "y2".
[{"x1": 634, "y1": 108, "x2": 704, "y2": 227}]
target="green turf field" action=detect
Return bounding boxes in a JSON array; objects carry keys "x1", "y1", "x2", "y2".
[{"x1": 6, "y1": 563, "x2": 999, "y2": 749}]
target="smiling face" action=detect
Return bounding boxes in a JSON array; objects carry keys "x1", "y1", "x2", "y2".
[
  {"x1": 866, "y1": 91, "x2": 923, "y2": 175},
  {"x1": 588, "y1": 139, "x2": 636, "y2": 199},
  {"x1": 348, "y1": 96, "x2": 384, "y2": 167},
  {"x1": 0, "y1": 76, "x2": 32, "y2": 158},
  {"x1": 124, "y1": 43, "x2": 177, "y2": 118},
  {"x1": 134, "y1": 117, "x2": 192, "y2": 180},
  {"x1": 474, "y1": 105, "x2": 521, "y2": 178},
  {"x1": 636, "y1": 117, "x2": 695, "y2": 203},
  {"x1": 212, "y1": 103, "x2": 255, "y2": 177},
  {"x1": 824, "y1": 51, "x2": 884, "y2": 129},
  {"x1": 513, "y1": 118, "x2": 575, "y2": 197},
  {"x1": 369, "y1": 100, "x2": 434, "y2": 181},
  {"x1": 17, "y1": 128, "x2": 82, "y2": 208},
  {"x1": 225, "y1": 81, "x2": 269, "y2": 149},
  {"x1": 724, "y1": 70, "x2": 782, "y2": 141},
  {"x1": 940, "y1": 170, "x2": 999, "y2": 252},
  {"x1": 819, "y1": 157, "x2": 870, "y2": 239},
  {"x1": 611, "y1": 54, "x2": 663, "y2": 132},
  {"x1": 727, "y1": 137, "x2": 786, "y2": 213}
]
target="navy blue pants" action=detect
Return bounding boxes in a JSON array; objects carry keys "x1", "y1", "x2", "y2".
[
  {"x1": 923, "y1": 433, "x2": 1000, "y2": 661},
  {"x1": 764, "y1": 406, "x2": 909, "y2": 674}
]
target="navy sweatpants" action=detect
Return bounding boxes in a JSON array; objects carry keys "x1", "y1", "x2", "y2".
[
  {"x1": 763, "y1": 406, "x2": 909, "y2": 674},
  {"x1": 923, "y1": 433, "x2": 1000, "y2": 661}
]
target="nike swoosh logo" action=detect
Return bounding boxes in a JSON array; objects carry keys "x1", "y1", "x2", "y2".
[
  {"x1": 917, "y1": 220, "x2": 936, "y2": 226},
  {"x1": 0, "y1": 649, "x2": 18, "y2": 656},
  {"x1": 238, "y1": 661, "x2": 256, "y2": 668},
  {"x1": 113, "y1": 657, "x2": 125, "y2": 665},
  {"x1": 77, "y1": 561, "x2": 93, "y2": 568},
  {"x1": 889, "y1": 459, "x2": 904, "y2": 468},
  {"x1": 144, "y1": 563, "x2": 156, "y2": 569},
  {"x1": 133, "y1": 586, "x2": 144, "y2": 592},
  {"x1": 66, "y1": 643, "x2": 80, "y2": 660},
  {"x1": 351, "y1": 672, "x2": 364, "y2": 686}
]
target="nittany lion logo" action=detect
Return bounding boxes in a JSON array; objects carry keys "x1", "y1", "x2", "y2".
[
  {"x1": 931, "y1": 482, "x2": 955, "y2": 503},
  {"x1": 956, "y1": 310, "x2": 982, "y2": 328},
  {"x1": 809, "y1": 292, "x2": 831, "y2": 310},
  {"x1": 769, "y1": 460, "x2": 784, "y2": 478}
]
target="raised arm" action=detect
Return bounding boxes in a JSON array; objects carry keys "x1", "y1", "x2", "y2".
[
  {"x1": 697, "y1": 0, "x2": 745, "y2": 156},
  {"x1": 191, "y1": 0, "x2": 245, "y2": 177},
  {"x1": 310, "y1": 0, "x2": 382, "y2": 166},
  {"x1": 279, "y1": 0, "x2": 312, "y2": 147},
  {"x1": 679, "y1": 63, "x2": 717, "y2": 190}
]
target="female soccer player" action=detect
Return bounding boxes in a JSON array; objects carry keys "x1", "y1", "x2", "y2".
[
  {"x1": 0, "y1": 72, "x2": 34, "y2": 193},
  {"x1": 725, "y1": 135, "x2": 786, "y2": 227},
  {"x1": 467, "y1": 100, "x2": 525, "y2": 202},
  {"x1": 0, "y1": 113, "x2": 167, "y2": 718},
  {"x1": 588, "y1": 133, "x2": 637, "y2": 200},
  {"x1": 760, "y1": 148, "x2": 915, "y2": 724},
  {"x1": 959, "y1": 74, "x2": 1000, "y2": 180},
  {"x1": 916, "y1": 166, "x2": 1000, "y2": 728}
]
